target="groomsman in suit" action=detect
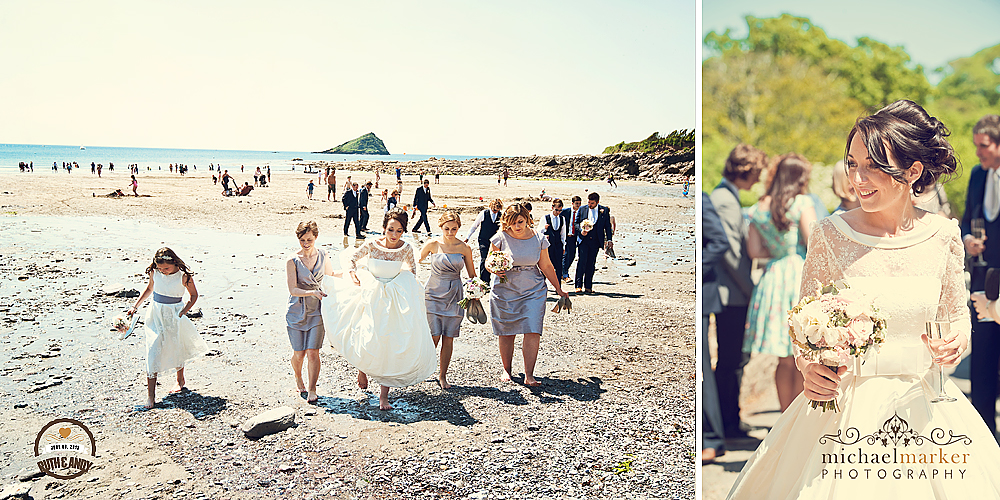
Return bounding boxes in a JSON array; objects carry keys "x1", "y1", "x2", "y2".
[
  {"x1": 342, "y1": 182, "x2": 364, "y2": 238},
  {"x1": 702, "y1": 193, "x2": 730, "y2": 463},
  {"x1": 709, "y1": 144, "x2": 766, "y2": 439},
  {"x1": 465, "y1": 198, "x2": 504, "y2": 283},
  {"x1": 412, "y1": 179, "x2": 436, "y2": 233},
  {"x1": 542, "y1": 199, "x2": 567, "y2": 272},
  {"x1": 963, "y1": 114, "x2": 1000, "y2": 436},
  {"x1": 561, "y1": 196, "x2": 583, "y2": 283},
  {"x1": 359, "y1": 181, "x2": 372, "y2": 231},
  {"x1": 573, "y1": 192, "x2": 613, "y2": 294}
]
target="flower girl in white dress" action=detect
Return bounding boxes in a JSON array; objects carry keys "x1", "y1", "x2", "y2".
[
  {"x1": 728, "y1": 100, "x2": 1000, "y2": 498},
  {"x1": 128, "y1": 248, "x2": 209, "y2": 410},
  {"x1": 322, "y1": 209, "x2": 437, "y2": 410}
]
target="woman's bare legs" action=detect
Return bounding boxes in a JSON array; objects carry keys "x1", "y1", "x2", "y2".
[
  {"x1": 305, "y1": 349, "x2": 320, "y2": 402},
  {"x1": 522, "y1": 334, "x2": 541, "y2": 387},
  {"x1": 169, "y1": 368, "x2": 186, "y2": 394},
  {"x1": 498, "y1": 335, "x2": 515, "y2": 383},
  {"x1": 775, "y1": 355, "x2": 804, "y2": 412},
  {"x1": 357, "y1": 371, "x2": 369, "y2": 390},
  {"x1": 433, "y1": 335, "x2": 454, "y2": 389},
  {"x1": 379, "y1": 385, "x2": 392, "y2": 410},
  {"x1": 145, "y1": 376, "x2": 156, "y2": 409},
  {"x1": 291, "y1": 351, "x2": 307, "y2": 393}
]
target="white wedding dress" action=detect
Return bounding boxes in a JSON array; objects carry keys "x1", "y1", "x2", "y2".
[
  {"x1": 728, "y1": 213, "x2": 1000, "y2": 499},
  {"x1": 321, "y1": 239, "x2": 436, "y2": 387}
]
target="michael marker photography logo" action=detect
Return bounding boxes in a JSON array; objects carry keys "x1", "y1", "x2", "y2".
[{"x1": 34, "y1": 418, "x2": 96, "y2": 479}]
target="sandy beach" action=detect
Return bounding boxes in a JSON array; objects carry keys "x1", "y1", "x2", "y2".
[{"x1": 0, "y1": 166, "x2": 695, "y2": 499}]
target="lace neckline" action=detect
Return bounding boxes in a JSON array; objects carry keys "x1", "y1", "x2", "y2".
[
  {"x1": 828, "y1": 211, "x2": 945, "y2": 249},
  {"x1": 373, "y1": 239, "x2": 407, "y2": 251}
]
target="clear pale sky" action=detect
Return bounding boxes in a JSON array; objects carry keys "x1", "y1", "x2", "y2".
[
  {"x1": 0, "y1": 0, "x2": 694, "y2": 156},
  {"x1": 703, "y1": 0, "x2": 1000, "y2": 73}
]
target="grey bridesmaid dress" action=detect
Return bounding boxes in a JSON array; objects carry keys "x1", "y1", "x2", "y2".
[
  {"x1": 489, "y1": 231, "x2": 550, "y2": 336},
  {"x1": 424, "y1": 252, "x2": 465, "y2": 337}
]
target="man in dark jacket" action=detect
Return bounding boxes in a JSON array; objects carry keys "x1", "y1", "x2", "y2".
[{"x1": 412, "y1": 179, "x2": 435, "y2": 233}]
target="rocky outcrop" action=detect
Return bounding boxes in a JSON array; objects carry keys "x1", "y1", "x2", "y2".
[
  {"x1": 297, "y1": 151, "x2": 693, "y2": 184},
  {"x1": 315, "y1": 133, "x2": 390, "y2": 155}
]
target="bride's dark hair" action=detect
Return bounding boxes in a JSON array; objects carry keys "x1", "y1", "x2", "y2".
[
  {"x1": 765, "y1": 153, "x2": 811, "y2": 232},
  {"x1": 845, "y1": 99, "x2": 958, "y2": 195}
]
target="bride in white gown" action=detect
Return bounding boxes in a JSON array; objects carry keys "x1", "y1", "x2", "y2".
[
  {"x1": 728, "y1": 100, "x2": 1000, "y2": 498},
  {"x1": 322, "y1": 209, "x2": 437, "y2": 410}
]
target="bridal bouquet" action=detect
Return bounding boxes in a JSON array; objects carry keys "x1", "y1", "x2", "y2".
[
  {"x1": 580, "y1": 219, "x2": 594, "y2": 233},
  {"x1": 112, "y1": 314, "x2": 129, "y2": 335},
  {"x1": 788, "y1": 280, "x2": 887, "y2": 412},
  {"x1": 485, "y1": 250, "x2": 514, "y2": 284},
  {"x1": 458, "y1": 277, "x2": 490, "y2": 309}
]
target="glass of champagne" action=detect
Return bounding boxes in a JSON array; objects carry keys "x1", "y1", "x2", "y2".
[
  {"x1": 926, "y1": 303, "x2": 957, "y2": 403},
  {"x1": 972, "y1": 218, "x2": 987, "y2": 267}
]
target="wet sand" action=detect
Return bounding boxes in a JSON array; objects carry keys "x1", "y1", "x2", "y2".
[{"x1": 1, "y1": 168, "x2": 695, "y2": 499}]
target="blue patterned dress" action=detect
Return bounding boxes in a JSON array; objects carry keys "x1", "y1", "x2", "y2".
[{"x1": 743, "y1": 195, "x2": 814, "y2": 357}]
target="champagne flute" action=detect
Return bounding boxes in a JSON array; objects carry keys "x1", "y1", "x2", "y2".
[
  {"x1": 926, "y1": 304, "x2": 957, "y2": 403},
  {"x1": 972, "y1": 218, "x2": 987, "y2": 267}
]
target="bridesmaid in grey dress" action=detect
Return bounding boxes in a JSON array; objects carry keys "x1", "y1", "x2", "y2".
[
  {"x1": 488, "y1": 203, "x2": 569, "y2": 387},
  {"x1": 419, "y1": 211, "x2": 477, "y2": 389},
  {"x1": 285, "y1": 221, "x2": 337, "y2": 403}
]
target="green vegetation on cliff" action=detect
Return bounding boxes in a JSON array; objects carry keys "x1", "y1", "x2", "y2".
[
  {"x1": 315, "y1": 132, "x2": 390, "y2": 155},
  {"x1": 603, "y1": 129, "x2": 694, "y2": 154}
]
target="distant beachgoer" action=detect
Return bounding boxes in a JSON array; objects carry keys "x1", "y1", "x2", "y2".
[
  {"x1": 539, "y1": 189, "x2": 552, "y2": 202},
  {"x1": 343, "y1": 176, "x2": 353, "y2": 194},
  {"x1": 503, "y1": 168, "x2": 509, "y2": 187},
  {"x1": 682, "y1": 176, "x2": 690, "y2": 197},
  {"x1": 386, "y1": 190, "x2": 399, "y2": 213},
  {"x1": 221, "y1": 170, "x2": 232, "y2": 195},
  {"x1": 212, "y1": 175, "x2": 218, "y2": 185},
  {"x1": 327, "y1": 169, "x2": 337, "y2": 202},
  {"x1": 97, "y1": 164, "x2": 103, "y2": 178},
  {"x1": 307, "y1": 180, "x2": 315, "y2": 200},
  {"x1": 91, "y1": 162, "x2": 96, "y2": 174},
  {"x1": 434, "y1": 168, "x2": 441, "y2": 184},
  {"x1": 255, "y1": 167, "x2": 263, "y2": 186},
  {"x1": 419, "y1": 170, "x2": 425, "y2": 182},
  {"x1": 608, "y1": 173, "x2": 617, "y2": 188},
  {"x1": 108, "y1": 162, "x2": 113, "y2": 172},
  {"x1": 497, "y1": 173, "x2": 502, "y2": 185},
  {"x1": 267, "y1": 166, "x2": 271, "y2": 184},
  {"x1": 239, "y1": 183, "x2": 253, "y2": 196},
  {"x1": 127, "y1": 248, "x2": 208, "y2": 409},
  {"x1": 396, "y1": 167, "x2": 401, "y2": 181},
  {"x1": 375, "y1": 169, "x2": 380, "y2": 189},
  {"x1": 131, "y1": 175, "x2": 138, "y2": 196}
]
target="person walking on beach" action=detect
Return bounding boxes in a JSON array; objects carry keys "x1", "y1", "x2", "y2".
[
  {"x1": 327, "y1": 169, "x2": 337, "y2": 202},
  {"x1": 396, "y1": 167, "x2": 401, "y2": 182},
  {"x1": 127, "y1": 248, "x2": 209, "y2": 409},
  {"x1": 434, "y1": 168, "x2": 441, "y2": 184},
  {"x1": 375, "y1": 169, "x2": 380, "y2": 189},
  {"x1": 267, "y1": 166, "x2": 271, "y2": 185},
  {"x1": 359, "y1": 182, "x2": 372, "y2": 231},
  {"x1": 343, "y1": 183, "x2": 364, "y2": 238},
  {"x1": 465, "y1": 198, "x2": 503, "y2": 283},
  {"x1": 307, "y1": 180, "x2": 315, "y2": 200},
  {"x1": 573, "y1": 192, "x2": 613, "y2": 294},
  {"x1": 503, "y1": 168, "x2": 509, "y2": 187},
  {"x1": 97, "y1": 164, "x2": 102, "y2": 178},
  {"x1": 221, "y1": 170, "x2": 232, "y2": 195},
  {"x1": 419, "y1": 211, "x2": 477, "y2": 388},
  {"x1": 542, "y1": 199, "x2": 567, "y2": 273},
  {"x1": 412, "y1": 180, "x2": 435, "y2": 234},
  {"x1": 560, "y1": 196, "x2": 582, "y2": 283},
  {"x1": 286, "y1": 221, "x2": 336, "y2": 403},
  {"x1": 131, "y1": 175, "x2": 139, "y2": 197},
  {"x1": 487, "y1": 203, "x2": 569, "y2": 386}
]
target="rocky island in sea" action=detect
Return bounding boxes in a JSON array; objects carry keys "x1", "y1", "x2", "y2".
[{"x1": 314, "y1": 132, "x2": 390, "y2": 155}]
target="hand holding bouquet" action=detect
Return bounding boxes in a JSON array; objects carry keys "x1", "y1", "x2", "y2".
[
  {"x1": 788, "y1": 280, "x2": 887, "y2": 412},
  {"x1": 112, "y1": 314, "x2": 129, "y2": 335},
  {"x1": 580, "y1": 219, "x2": 594, "y2": 234},
  {"x1": 485, "y1": 250, "x2": 514, "y2": 284}
]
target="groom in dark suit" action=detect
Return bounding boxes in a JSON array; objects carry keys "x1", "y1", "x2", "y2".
[
  {"x1": 702, "y1": 193, "x2": 730, "y2": 463},
  {"x1": 560, "y1": 195, "x2": 583, "y2": 282},
  {"x1": 342, "y1": 182, "x2": 363, "y2": 238},
  {"x1": 573, "y1": 192, "x2": 613, "y2": 294},
  {"x1": 963, "y1": 114, "x2": 1000, "y2": 436},
  {"x1": 412, "y1": 179, "x2": 435, "y2": 233}
]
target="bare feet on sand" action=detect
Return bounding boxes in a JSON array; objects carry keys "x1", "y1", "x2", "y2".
[
  {"x1": 296, "y1": 378, "x2": 307, "y2": 394},
  {"x1": 500, "y1": 370, "x2": 513, "y2": 384},
  {"x1": 307, "y1": 391, "x2": 318, "y2": 404},
  {"x1": 524, "y1": 376, "x2": 541, "y2": 387},
  {"x1": 357, "y1": 372, "x2": 369, "y2": 390},
  {"x1": 379, "y1": 386, "x2": 392, "y2": 410},
  {"x1": 169, "y1": 372, "x2": 186, "y2": 394},
  {"x1": 438, "y1": 376, "x2": 452, "y2": 389},
  {"x1": 144, "y1": 398, "x2": 155, "y2": 410},
  {"x1": 168, "y1": 385, "x2": 186, "y2": 394}
]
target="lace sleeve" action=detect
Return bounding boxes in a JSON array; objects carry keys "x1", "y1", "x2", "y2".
[
  {"x1": 403, "y1": 242, "x2": 417, "y2": 274},
  {"x1": 942, "y1": 222, "x2": 971, "y2": 343},
  {"x1": 799, "y1": 219, "x2": 841, "y2": 299},
  {"x1": 350, "y1": 241, "x2": 373, "y2": 272}
]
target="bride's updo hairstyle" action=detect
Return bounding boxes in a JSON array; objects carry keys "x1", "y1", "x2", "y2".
[
  {"x1": 383, "y1": 208, "x2": 409, "y2": 232},
  {"x1": 765, "y1": 153, "x2": 811, "y2": 232},
  {"x1": 845, "y1": 99, "x2": 958, "y2": 195}
]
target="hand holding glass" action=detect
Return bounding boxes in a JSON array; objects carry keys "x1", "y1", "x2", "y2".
[
  {"x1": 925, "y1": 304, "x2": 957, "y2": 403},
  {"x1": 972, "y1": 218, "x2": 987, "y2": 266}
]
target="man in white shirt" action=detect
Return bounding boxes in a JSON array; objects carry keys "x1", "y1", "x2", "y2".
[{"x1": 465, "y1": 198, "x2": 503, "y2": 282}]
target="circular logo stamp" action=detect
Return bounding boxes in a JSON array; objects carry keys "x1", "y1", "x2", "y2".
[{"x1": 34, "y1": 418, "x2": 96, "y2": 479}]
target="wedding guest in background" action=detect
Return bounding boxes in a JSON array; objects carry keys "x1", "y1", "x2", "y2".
[
  {"x1": 342, "y1": 182, "x2": 363, "y2": 238},
  {"x1": 560, "y1": 196, "x2": 583, "y2": 283},
  {"x1": 831, "y1": 160, "x2": 860, "y2": 214},
  {"x1": 412, "y1": 179, "x2": 436, "y2": 234},
  {"x1": 465, "y1": 198, "x2": 504, "y2": 283},
  {"x1": 912, "y1": 181, "x2": 952, "y2": 217},
  {"x1": 744, "y1": 153, "x2": 816, "y2": 412},
  {"x1": 541, "y1": 199, "x2": 567, "y2": 275},
  {"x1": 702, "y1": 193, "x2": 730, "y2": 464},
  {"x1": 386, "y1": 189, "x2": 399, "y2": 213},
  {"x1": 573, "y1": 192, "x2": 613, "y2": 294},
  {"x1": 963, "y1": 113, "x2": 1000, "y2": 437},
  {"x1": 359, "y1": 181, "x2": 372, "y2": 231},
  {"x1": 286, "y1": 221, "x2": 336, "y2": 404},
  {"x1": 419, "y1": 211, "x2": 477, "y2": 389},
  {"x1": 709, "y1": 143, "x2": 767, "y2": 438},
  {"x1": 307, "y1": 180, "x2": 315, "y2": 200},
  {"x1": 327, "y1": 169, "x2": 337, "y2": 202},
  {"x1": 488, "y1": 203, "x2": 568, "y2": 386}
]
